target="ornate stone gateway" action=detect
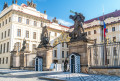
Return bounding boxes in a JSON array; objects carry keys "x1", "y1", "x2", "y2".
[
  {"x1": 35, "y1": 26, "x2": 53, "y2": 71},
  {"x1": 69, "y1": 53, "x2": 80, "y2": 73},
  {"x1": 35, "y1": 56, "x2": 42, "y2": 71}
]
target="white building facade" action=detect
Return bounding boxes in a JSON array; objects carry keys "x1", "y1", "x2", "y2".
[{"x1": 0, "y1": 1, "x2": 69, "y2": 69}]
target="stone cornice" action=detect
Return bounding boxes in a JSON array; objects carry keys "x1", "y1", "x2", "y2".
[
  {"x1": 0, "y1": 9, "x2": 50, "y2": 23},
  {"x1": 12, "y1": 10, "x2": 50, "y2": 23}
]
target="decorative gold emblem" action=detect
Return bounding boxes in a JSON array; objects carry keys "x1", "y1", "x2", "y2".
[{"x1": 53, "y1": 31, "x2": 71, "y2": 47}]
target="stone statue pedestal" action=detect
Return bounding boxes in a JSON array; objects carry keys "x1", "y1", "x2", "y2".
[
  {"x1": 36, "y1": 46, "x2": 53, "y2": 71},
  {"x1": 68, "y1": 40, "x2": 89, "y2": 73},
  {"x1": 10, "y1": 50, "x2": 17, "y2": 68}
]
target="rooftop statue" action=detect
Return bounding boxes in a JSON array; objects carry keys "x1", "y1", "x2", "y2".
[
  {"x1": 27, "y1": 0, "x2": 36, "y2": 9},
  {"x1": 3, "y1": 2, "x2": 8, "y2": 10},
  {"x1": 69, "y1": 10, "x2": 87, "y2": 42}
]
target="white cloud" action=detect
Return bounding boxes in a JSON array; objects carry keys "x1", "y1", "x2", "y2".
[{"x1": 57, "y1": 19, "x2": 73, "y2": 27}]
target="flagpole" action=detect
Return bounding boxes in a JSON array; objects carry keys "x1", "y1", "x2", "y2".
[{"x1": 103, "y1": 6, "x2": 107, "y2": 65}]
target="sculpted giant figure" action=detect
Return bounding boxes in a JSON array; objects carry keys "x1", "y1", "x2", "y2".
[
  {"x1": 21, "y1": 38, "x2": 26, "y2": 51},
  {"x1": 69, "y1": 11, "x2": 87, "y2": 42},
  {"x1": 38, "y1": 26, "x2": 50, "y2": 48}
]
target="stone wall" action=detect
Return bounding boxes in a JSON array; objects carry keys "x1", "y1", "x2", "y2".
[{"x1": 89, "y1": 68, "x2": 120, "y2": 76}]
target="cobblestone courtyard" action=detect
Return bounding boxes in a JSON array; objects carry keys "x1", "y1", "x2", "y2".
[{"x1": 0, "y1": 69, "x2": 120, "y2": 81}]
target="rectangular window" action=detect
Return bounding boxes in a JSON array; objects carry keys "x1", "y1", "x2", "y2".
[
  {"x1": 94, "y1": 30, "x2": 97, "y2": 34},
  {"x1": 34, "y1": 21, "x2": 37, "y2": 26},
  {"x1": 88, "y1": 31, "x2": 91, "y2": 35},
  {"x1": 17, "y1": 29, "x2": 21, "y2": 37},
  {"x1": 67, "y1": 43, "x2": 68, "y2": 48},
  {"x1": 0, "y1": 44, "x2": 2, "y2": 54},
  {"x1": 1, "y1": 32, "x2": 3, "y2": 39},
  {"x1": 7, "y1": 42, "x2": 9, "y2": 52},
  {"x1": 5, "y1": 19, "x2": 7, "y2": 24},
  {"x1": 9, "y1": 17, "x2": 11, "y2": 22},
  {"x1": 54, "y1": 50, "x2": 57, "y2": 57},
  {"x1": 26, "y1": 31, "x2": 29, "y2": 38},
  {"x1": 3, "y1": 58, "x2": 4, "y2": 64},
  {"x1": 6, "y1": 57, "x2": 8, "y2": 64},
  {"x1": 2, "y1": 21, "x2": 4, "y2": 26},
  {"x1": 5, "y1": 31, "x2": 6, "y2": 38},
  {"x1": 3, "y1": 43, "x2": 6, "y2": 53},
  {"x1": 26, "y1": 19, "x2": 29, "y2": 24},
  {"x1": 112, "y1": 27, "x2": 115, "y2": 32},
  {"x1": 16, "y1": 42, "x2": 21, "y2": 52},
  {"x1": 18, "y1": 17, "x2": 22, "y2": 23},
  {"x1": 62, "y1": 51, "x2": 64, "y2": 58},
  {"x1": 8, "y1": 29, "x2": 10, "y2": 37},
  {"x1": 33, "y1": 32, "x2": 36, "y2": 39}
]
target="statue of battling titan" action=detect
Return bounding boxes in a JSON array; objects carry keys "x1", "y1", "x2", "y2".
[{"x1": 69, "y1": 10, "x2": 87, "y2": 42}]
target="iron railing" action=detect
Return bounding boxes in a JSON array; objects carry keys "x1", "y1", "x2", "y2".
[{"x1": 88, "y1": 42, "x2": 120, "y2": 68}]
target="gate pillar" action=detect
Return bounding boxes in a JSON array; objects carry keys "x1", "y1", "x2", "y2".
[{"x1": 68, "y1": 41, "x2": 89, "y2": 73}]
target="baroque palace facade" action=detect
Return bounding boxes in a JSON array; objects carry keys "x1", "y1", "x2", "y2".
[{"x1": 0, "y1": 1, "x2": 69, "y2": 69}]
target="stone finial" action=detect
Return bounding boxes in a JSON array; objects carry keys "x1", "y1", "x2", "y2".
[
  {"x1": 44, "y1": 10, "x2": 46, "y2": 14},
  {"x1": 12, "y1": 0, "x2": 14, "y2": 4}
]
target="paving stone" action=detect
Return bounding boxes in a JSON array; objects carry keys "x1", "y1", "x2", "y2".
[{"x1": 0, "y1": 69, "x2": 120, "y2": 81}]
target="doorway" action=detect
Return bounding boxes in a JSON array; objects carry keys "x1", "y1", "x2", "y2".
[
  {"x1": 35, "y1": 56, "x2": 43, "y2": 71},
  {"x1": 69, "y1": 53, "x2": 80, "y2": 73},
  {"x1": 71, "y1": 55, "x2": 75, "y2": 73}
]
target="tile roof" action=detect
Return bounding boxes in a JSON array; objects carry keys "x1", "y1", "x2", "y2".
[{"x1": 85, "y1": 10, "x2": 120, "y2": 24}]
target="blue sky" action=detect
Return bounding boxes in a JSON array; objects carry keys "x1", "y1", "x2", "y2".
[{"x1": 0, "y1": 0, "x2": 120, "y2": 26}]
